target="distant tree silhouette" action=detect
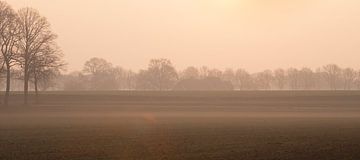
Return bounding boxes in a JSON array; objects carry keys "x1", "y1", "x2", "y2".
[
  {"x1": 199, "y1": 66, "x2": 210, "y2": 79},
  {"x1": 299, "y1": 68, "x2": 315, "y2": 90},
  {"x1": 342, "y1": 68, "x2": 357, "y2": 90},
  {"x1": 235, "y1": 69, "x2": 252, "y2": 90},
  {"x1": 322, "y1": 64, "x2": 341, "y2": 90},
  {"x1": 208, "y1": 69, "x2": 222, "y2": 78},
  {"x1": 180, "y1": 66, "x2": 200, "y2": 80},
  {"x1": 222, "y1": 69, "x2": 236, "y2": 86},
  {"x1": 355, "y1": 70, "x2": 360, "y2": 90},
  {"x1": 136, "y1": 69, "x2": 154, "y2": 90},
  {"x1": 124, "y1": 70, "x2": 137, "y2": 90},
  {"x1": 112, "y1": 66, "x2": 130, "y2": 90},
  {"x1": 83, "y1": 58, "x2": 118, "y2": 90},
  {"x1": 274, "y1": 69, "x2": 286, "y2": 90},
  {"x1": 83, "y1": 57, "x2": 112, "y2": 75},
  {"x1": 63, "y1": 72, "x2": 87, "y2": 91},
  {"x1": 254, "y1": 70, "x2": 273, "y2": 90},
  {"x1": 287, "y1": 68, "x2": 299, "y2": 90},
  {"x1": 136, "y1": 59, "x2": 178, "y2": 90}
]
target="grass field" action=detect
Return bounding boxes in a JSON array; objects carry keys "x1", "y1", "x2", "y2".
[{"x1": 1, "y1": 91, "x2": 360, "y2": 160}]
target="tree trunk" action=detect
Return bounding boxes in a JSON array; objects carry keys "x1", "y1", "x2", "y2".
[
  {"x1": 34, "y1": 71, "x2": 39, "y2": 103},
  {"x1": 24, "y1": 64, "x2": 29, "y2": 105},
  {"x1": 4, "y1": 64, "x2": 11, "y2": 106}
]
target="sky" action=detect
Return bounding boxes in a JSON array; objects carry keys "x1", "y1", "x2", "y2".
[{"x1": 5, "y1": 0, "x2": 360, "y2": 72}]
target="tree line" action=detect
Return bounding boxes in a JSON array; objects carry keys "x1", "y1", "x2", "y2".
[
  {"x1": 3, "y1": 56, "x2": 360, "y2": 99},
  {"x1": 54, "y1": 58, "x2": 360, "y2": 92},
  {"x1": 0, "y1": 1, "x2": 64, "y2": 106}
]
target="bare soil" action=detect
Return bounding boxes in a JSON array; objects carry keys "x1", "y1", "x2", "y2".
[{"x1": 1, "y1": 91, "x2": 360, "y2": 160}]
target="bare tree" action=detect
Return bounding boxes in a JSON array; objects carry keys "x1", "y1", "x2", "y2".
[
  {"x1": 83, "y1": 57, "x2": 117, "y2": 90},
  {"x1": 0, "y1": 57, "x2": 4, "y2": 94},
  {"x1": 30, "y1": 44, "x2": 64, "y2": 101},
  {"x1": 322, "y1": 64, "x2": 341, "y2": 90},
  {"x1": 208, "y1": 69, "x2": 222, "y2": 78},
  {"x1": 112, "y1": 66, "x2": 127, "y2": 90},
  {"x1": 274, "y1": 69, "x2": 286, "y2": 90},
  {"x1": 287, "y1": 68, "x2": 299, "y2": 90},
  {"x1": 110, "y1": 67, "x2": 136, "y2": 90},
  {"x1": 342, "y1": 68, "x2": 357, "y2": 90},
  {"x1": 124, "y1": 70, "x2": 137, "y2": 90},
  {"x1": 199, "y1": 66, "x2": 209, "y2": 79},
  {"x1": 149, "y1": 58, "x2": 178, "y2": 90},
  {"x1": 222, "y1": 69, "x2": 236, "y2": 84},
  {"x1": 137, "y1": 59, "x2": 178, "y2": 90},
  {"x1": 314, "y1": 68, "x2": 327, "y2": 90},
  {"x1": 235, "y1": 69, "x2": 252, "y2": 90},
  {"x1": 36, "y1": 69, "x2": 60, "y2": 91},
  {"x1": 254, "y1": 70, "x2": 273, "y2": 90},
  {"x1": 83, "y1": 57, "x2": 112, "y2": 75},
  {"x1": 299, "y1": 68, "x2": 315, "y2": 90},
  {"x1": 355, "y1": 70, "x2": 360, "y2": 90},
  {"x1": 181, "y1": 66, "x2": 199, "y2": 80},
  {"x1": 62, "y1": 72, "x2": 87, "y2": 91},
  {"x1": 135, "y1": 69, "x2": 154, "y2": 90},
  {"x1": 17, "y1": 8, "x2": 57, "y2": 105},
  {"x1": 0, "y1": 1, "x2": 19, "y2": 106}
]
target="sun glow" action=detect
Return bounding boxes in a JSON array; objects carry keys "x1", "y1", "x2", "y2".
[{"x1": 210, "y1": 0, "x2": 243, "y2": 8}]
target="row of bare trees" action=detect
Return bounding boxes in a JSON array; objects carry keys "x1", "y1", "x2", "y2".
[
  {"x1": 58, "y1": 58, "x2": 360, "y2": 91},
  {"x1": 178, "y1": 64, "x2": 360, "y2": 91},
  {"x1": 60, "y1": 58, "x2": 177, "y2": 91},
  {"x1": 3, "y1": 58, "x2": 360, "y2": 92},
  {"x1": 0, "y1": 1, "x2": 64, "y2": 105},
  {"x1": 181, "y1": 64, "x2": 360, "y2": 90}
]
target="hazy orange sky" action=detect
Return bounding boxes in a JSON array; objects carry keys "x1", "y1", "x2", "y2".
[{"x1": 6, "y1": 0, "x2": 360, "y2": 72}]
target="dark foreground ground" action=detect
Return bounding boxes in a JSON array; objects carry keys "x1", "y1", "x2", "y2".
[{"x1": 1, "y1": 91, "x2": 360, "y2": 160}]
